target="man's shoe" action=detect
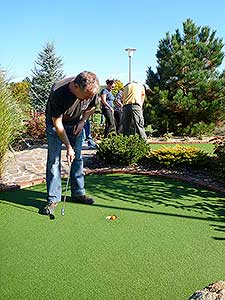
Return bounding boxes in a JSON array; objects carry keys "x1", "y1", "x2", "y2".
[
  {"x1": 42, "y1": 202, "x2": 58, "y2": 215},
  {"x1": 72, "y1": 195, "x2": 95, "y2": 205}
]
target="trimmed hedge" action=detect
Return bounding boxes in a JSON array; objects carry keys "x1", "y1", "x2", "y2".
[
  {"x1": 144, "y1": 145, "x2": 209, "y2": 167},
  {"x1": 96, "y1": 134, "x2": 150, "y2": 166}
]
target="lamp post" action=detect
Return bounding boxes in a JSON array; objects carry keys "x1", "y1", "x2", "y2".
[{"x1": 125, "y1": 48, "x2": 136, "y2": 83}]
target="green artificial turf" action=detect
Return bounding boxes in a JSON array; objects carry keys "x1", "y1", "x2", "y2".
[
  {"x1": 0, "y1": 174, "x2": 225, "y2": 300},
  {"x1": 149, "y1": 143, "x2": 215, "y2": 155}
]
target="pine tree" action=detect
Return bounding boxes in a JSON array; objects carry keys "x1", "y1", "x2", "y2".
[
  {"x1": 145, "y1": 19, "x2": 225, "y2": 136},
  {"x1": 29, "y1": 42, "x2": 64, "y2": 112}
]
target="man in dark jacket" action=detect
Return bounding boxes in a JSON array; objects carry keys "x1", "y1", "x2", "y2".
[{"x1": 44, "y1": 71, "x2": 99, "y2": 215}]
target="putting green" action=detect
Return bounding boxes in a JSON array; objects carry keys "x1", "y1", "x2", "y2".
[{"x1": 0, "y1": 174, "x2": 225, "y2": 300}]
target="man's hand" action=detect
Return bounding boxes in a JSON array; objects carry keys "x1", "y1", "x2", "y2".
[
  {"x1": 52, "y1": 116, "x2": 75, "y2": 164},
  {"x1": 73, "y1": 120, "x2": 85, "y2": 136},
  {"x1": 66, "y1": 145, "x2": 75, "y2": 164}
]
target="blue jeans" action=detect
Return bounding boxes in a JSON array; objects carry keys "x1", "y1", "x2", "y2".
[
  {"x1": 46, "y1": 118, "x2": 85, "y2": 204},
  {"x1": 82, "y1": 120, "x2": 96, "y2": 147}
]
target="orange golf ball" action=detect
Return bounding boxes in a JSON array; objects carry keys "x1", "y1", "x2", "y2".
[{"x1": 106, "y1": 215, "x2": 118, "y2": 220}]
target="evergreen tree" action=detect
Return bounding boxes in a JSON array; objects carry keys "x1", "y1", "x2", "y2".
[
  {"x1": 145, "y1": 19, "x2": 225, "y2": 136},
  {"x1": 29, "y1": 42, "x2": 64, "y2": 112}
]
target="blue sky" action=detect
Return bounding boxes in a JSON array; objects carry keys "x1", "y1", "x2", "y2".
[{"x1": 1, "y1": 0, "x2": 225, "y2": 85}]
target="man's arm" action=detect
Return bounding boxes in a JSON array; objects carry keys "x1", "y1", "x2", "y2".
[
  {"x1": 52, "y1": 116, "x2": 75, "y2": 164},
  {"x1": 73, "y1": 106, "x2": 96, "y2": 136},
  {"x1": 140, "y1": 85, "x2": 145, "y2": 106}
]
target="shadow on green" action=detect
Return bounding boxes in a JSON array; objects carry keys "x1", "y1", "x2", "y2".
[
  {"x1": 1, "y1": 174, "x2": 224, "y2": 239},
  {"x1": 87, "y1": 174, "x2": 224, "y2": 213},
  {"x1": 1, "y1": 174, "x2": 225, "y2": 300}
]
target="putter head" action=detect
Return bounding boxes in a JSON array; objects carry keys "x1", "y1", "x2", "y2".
[
  {"x1": 49, "y1": 213, "x2": 55, "y2": 220},
  {"x1": 61, "y1": 207, "x2": 65, "y2": 216}
]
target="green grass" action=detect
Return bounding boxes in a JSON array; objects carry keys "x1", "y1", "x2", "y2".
[
  {"x1": 149, "y1": 143, "x2": 215, "y2": 155},
  {"x1": 0, "y1": 174, "x2": 225, "y2": 300}
]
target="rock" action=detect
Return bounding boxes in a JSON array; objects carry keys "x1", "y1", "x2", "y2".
[{"x1": 189, "y1": 281, "x2": 225, "y2": 300}]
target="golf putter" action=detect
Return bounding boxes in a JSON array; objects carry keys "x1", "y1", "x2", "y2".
[{"x1": 61, "y1": 162, "x2": 71, "y2": 216}]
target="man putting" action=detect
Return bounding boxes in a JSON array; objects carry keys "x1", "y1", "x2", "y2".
[{"x1": 43, "y1": 71, "x2": 99, "y2": 216}]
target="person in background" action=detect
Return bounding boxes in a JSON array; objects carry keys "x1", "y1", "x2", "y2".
[
  {"x1": 100, "y1": 79, "x2": 116, "y2": 138},
  {"x1": 122, "y1": 82, "x2": 147, "y2": 140},
  {"x1": 83, "y1": 119, "x2": 96, "y2": 149},
  {"x1": 44, "y1": 71, "x2": 99, "y2": 215},
  {"x1": 114, "y1": 90, "x2": 123, "y2": 134}
]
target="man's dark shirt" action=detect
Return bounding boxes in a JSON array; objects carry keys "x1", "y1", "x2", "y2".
[{"x1": 46, "y1": 80, "x2": 98, "y2": 125}]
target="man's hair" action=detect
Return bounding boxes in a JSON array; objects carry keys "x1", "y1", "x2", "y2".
[{"x1": 74, "y1": 71, "x2": 99, "y2": 94}]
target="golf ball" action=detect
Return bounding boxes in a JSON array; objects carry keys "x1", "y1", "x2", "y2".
[{"x1": 106, "y1": 215, "x2": 117, "y2": 220}]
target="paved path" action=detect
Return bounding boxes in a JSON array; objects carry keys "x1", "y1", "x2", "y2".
[{"x1": 1, "y1": 144, "x2": 96, "y2": 189}]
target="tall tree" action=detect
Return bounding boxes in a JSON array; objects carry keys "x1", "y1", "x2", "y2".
[
  {"x1": 145, "y1": 19, "x2": 225, "y2": 136},
  {"x1": 29, "y1": 42, "x2": 64, "y2": 112}
]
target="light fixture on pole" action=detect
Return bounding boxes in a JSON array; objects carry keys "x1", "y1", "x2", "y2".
[{"x1": 125, "y1": 48, "x2": 136, "y2": 83}]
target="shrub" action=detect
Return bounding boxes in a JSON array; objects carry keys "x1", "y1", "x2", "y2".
[
  {"x1": 211, "y1": 136, "x2": 225, "y2": 179},
  {"x1": 145, "y1": 124, "x2": 157, "y2": 137},
  {"x1": 214, "y1": 123, "x2": 225, "y2": 136},
  {"x1": 144, "y1": 145, "x2": 209, "y2": 167},
  {"x1": 96, "y1": 134, "x2": 150, "y2": 166},
  {"x1": 0, "y1": 73, "x2": 24, "y2": 177},
  {"x1": 90, "y1": 113, "x2": 104, "y2": 140},
  {"x1": 25, "y1": 111, "x2": 46, "y2": 140},
  {"x1": 91, "y1": 122, "x2": 104, "y2": 140},
  {"x1": 10, "y1": 81, "x2": 31, "y2": 111},
  {"x1": 183, "y1": 122, "x2": 215, "y2": 139}
]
